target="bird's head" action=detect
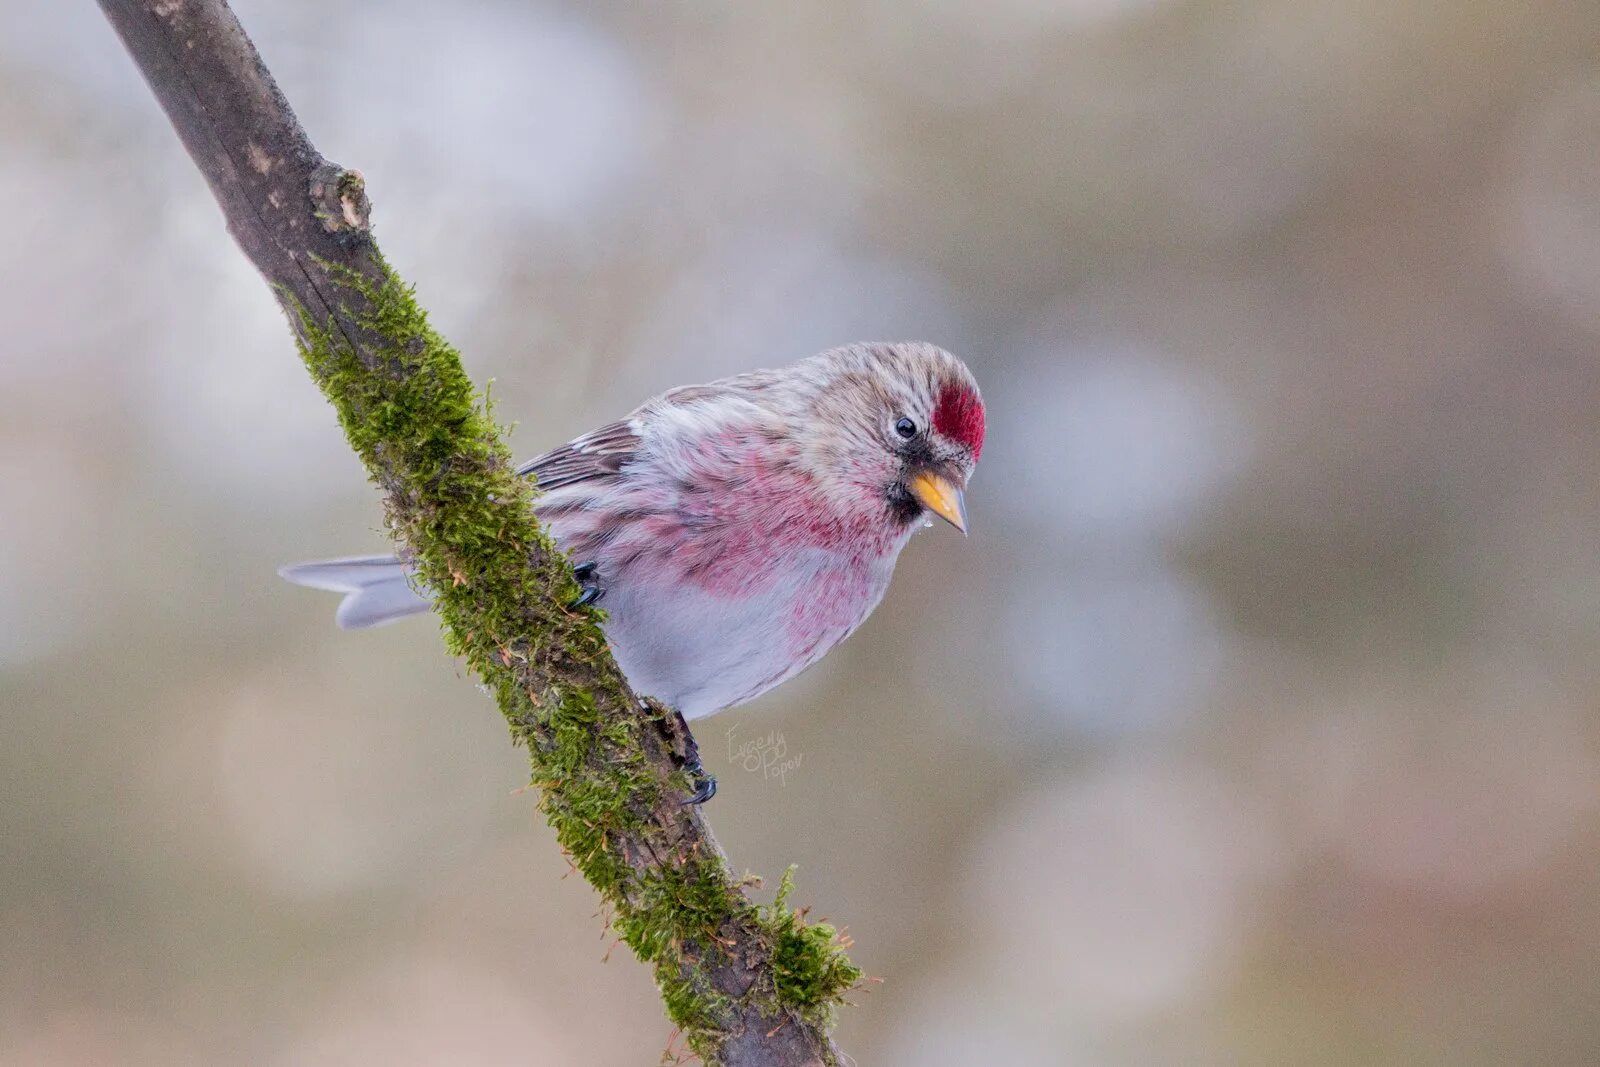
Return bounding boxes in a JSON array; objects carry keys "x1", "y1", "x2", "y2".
[{"x1": 800, "y1": 342, "x2": 985, "y2": 536}]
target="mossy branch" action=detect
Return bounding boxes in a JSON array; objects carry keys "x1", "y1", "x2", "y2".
[{"x1": 96, "y1": 2, "x2": 857, "y2": 1062}]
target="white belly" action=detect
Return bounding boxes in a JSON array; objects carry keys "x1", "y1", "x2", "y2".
[{"x1": 598, "y1": 549, "x2": 892, "y2": 719}]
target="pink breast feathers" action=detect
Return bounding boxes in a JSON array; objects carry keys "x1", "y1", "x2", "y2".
[
  {"x1": 933, "y1": 383, "x2": 985, "y2": 459},
  {"x1": 785, "y1": 565, "x2": 873, "y2": 658}
]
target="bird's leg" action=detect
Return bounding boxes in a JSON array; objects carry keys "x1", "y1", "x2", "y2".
[
  {"x1": 677, "y1": 709, "x2": 718, "y2": 805},
  {"x1": 568, "y1": 560, "x2": 604, "y2": 608},
  {"x1": 656, "y1": 701, "x2": 717, "y2": 805}
]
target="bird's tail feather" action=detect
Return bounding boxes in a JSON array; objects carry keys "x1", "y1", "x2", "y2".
[{"x1": 277, "y1": 555, "x2": 433, "y2": 630}]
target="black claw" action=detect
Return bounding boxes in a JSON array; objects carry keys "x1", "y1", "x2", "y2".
[
  {"x1": 681, "y1": 762, "x2": 718, "y2": 806},
  {"x1": 668, "y1": 706, "x2": 716, "y2": 804},
  {"x1": 568, "y1": 561, "x2": 603, "y2": 608}
]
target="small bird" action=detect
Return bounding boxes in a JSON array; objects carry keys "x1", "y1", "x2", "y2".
[{"x1": 281, "y1": 342, "x2": 984, "y2": 801}]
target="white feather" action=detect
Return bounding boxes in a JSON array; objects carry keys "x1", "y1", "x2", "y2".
[{"x1": 278, "y1": 556, "x2": 431, "y2": 629}]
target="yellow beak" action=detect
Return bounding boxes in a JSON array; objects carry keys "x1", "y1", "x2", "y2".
[{"x1": 907, "y1": 470, "x2": 969, "y2": 534}]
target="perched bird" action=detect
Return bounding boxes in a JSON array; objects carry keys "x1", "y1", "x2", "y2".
[{"x1": 281, "y1": 341, "x2": 985, "y2": 800}]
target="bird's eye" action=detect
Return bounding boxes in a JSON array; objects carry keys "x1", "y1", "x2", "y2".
[{"x1": 895, "y1": 417, "x2": 918, "y2": 439}]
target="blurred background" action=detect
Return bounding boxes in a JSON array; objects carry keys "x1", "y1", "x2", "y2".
[{"x1": 5, "y1": 1, "x2": 1600, "y2": 1063}]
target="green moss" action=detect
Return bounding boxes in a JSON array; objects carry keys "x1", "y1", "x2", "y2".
[
  {"x1": 762, "y1": 867, "x2": 865, "y2": 1028},
  {"x1": 290, "y1": 254, "x2": 859, "y2": 1063}
]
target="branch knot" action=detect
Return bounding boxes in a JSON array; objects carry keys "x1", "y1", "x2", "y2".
[{"x1": 309, "y1": 162, "x2": 372, "y2": 240}]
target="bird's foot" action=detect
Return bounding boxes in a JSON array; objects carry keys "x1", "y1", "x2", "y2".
[
  {"x1": 568, "y1": 560, "x2": 604, "y2": 608},
  {"x1": 663, "y1": 704, "x2": 717, "y2": 805},
  {"x1": 681, "y1": 754, "x2": 718, "y2": 806}
]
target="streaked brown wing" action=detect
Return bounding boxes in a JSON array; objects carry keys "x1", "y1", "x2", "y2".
[
  {"x1": 517, "y1": 371, "x2": 777, "y2": 491},
  {"x1": 516, "y1": 419, "x2": 641, "y2": 490}
]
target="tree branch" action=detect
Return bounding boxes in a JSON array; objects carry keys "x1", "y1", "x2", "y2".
[{"x1": 95, "y1": 2, "x2": 857, "y2": 1063}]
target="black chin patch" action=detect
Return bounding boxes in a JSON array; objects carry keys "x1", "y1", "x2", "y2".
[{"x1": 886, "y1": 481, "x2": 922, "y2": 526}]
